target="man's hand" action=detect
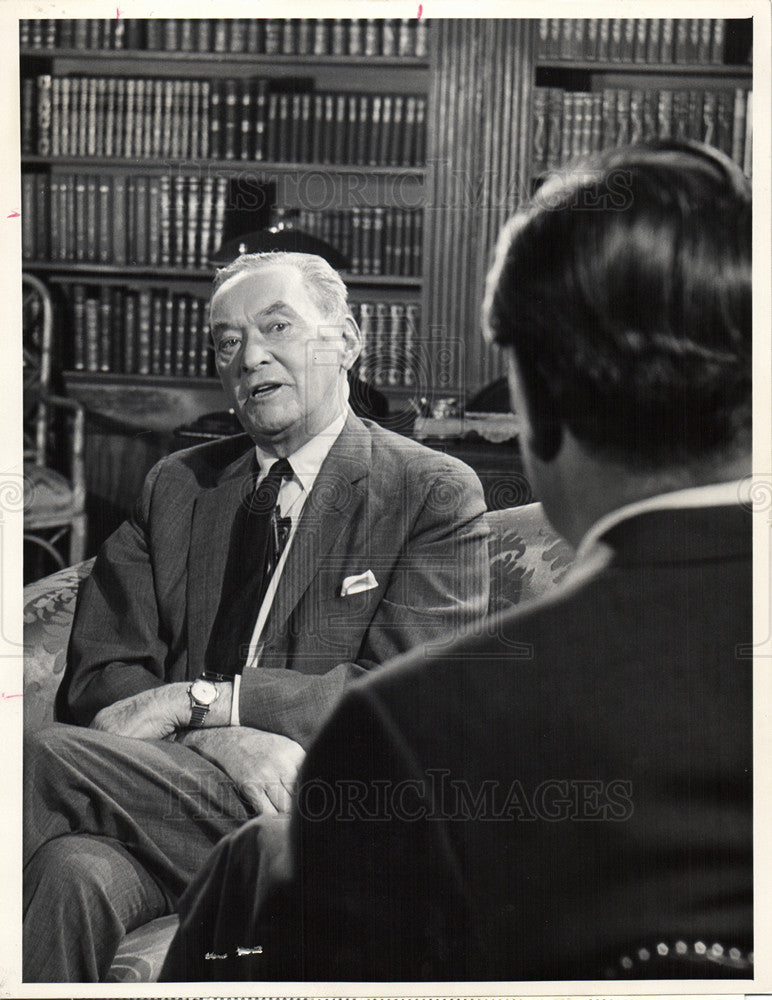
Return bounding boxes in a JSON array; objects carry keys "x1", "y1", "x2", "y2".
[
  {"x1": 176, "y1": 727, "x2": 305, "y2": 815},
  {"x1": 89, "y1": 682, "x2": 233, "y2": 740}
]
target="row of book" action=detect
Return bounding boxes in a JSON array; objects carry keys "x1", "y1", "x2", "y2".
[
  {"x1": 21, "y1": 172, "x2": 424, "y2": 275},
  {"x1": 20, "y1": 18, "x2": 430, "y2": 59},
  {"x1": 536, "y1": 18, "x2": 735, "y2": 65},
  {"x1": 65, "y1": 283, "x2": 422, "y2": 389},
  {"x1": 348, "y1": 301, "x2": 421, "y2": 389},
  {"x1": 23, "y1": 173, "x2": 228, "y2": 268},
  {"x1": 68, "y1": 286, "x2": 214, "y2": 378},
  {"x1": 292, "y1": 208, "x2": 423, "y2": 277},
  {"x1": 532, "y1": 86, "x2": 753, "y2": 176},
  {"x1": 26, "y1": 75, "x2": 428, "y2": 166}
]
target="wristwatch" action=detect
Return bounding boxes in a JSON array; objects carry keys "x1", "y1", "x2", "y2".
[{"x1": 187, "y1": 673, "x2": 225, "y2": 728}]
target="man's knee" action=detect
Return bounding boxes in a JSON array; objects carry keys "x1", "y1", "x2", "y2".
[{"x1": 25, "y1": 722, "x2": 90, "y2": 770}]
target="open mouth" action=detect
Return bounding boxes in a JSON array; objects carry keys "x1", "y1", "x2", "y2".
[{"x1": 249, "y1": 383, "x2": 283, "y2": 400}]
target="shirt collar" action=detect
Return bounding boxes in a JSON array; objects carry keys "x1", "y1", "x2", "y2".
[
  {"x1": 574, "y1": 478, "x2": 751, "y2": 565},
  {"x1": 253, "y1": 410, "x2": 348, "y2": 494}
]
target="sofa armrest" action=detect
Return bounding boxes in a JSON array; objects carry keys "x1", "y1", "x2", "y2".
[
  {"x1": 23, "y1": 558, "x2": 95, "y2": 733},
  {"x1": 485, "y1": 503, "x2": 574, "y2": 614}
]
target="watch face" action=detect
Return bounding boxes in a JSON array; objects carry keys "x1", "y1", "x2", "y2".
[{"x1": 190, "y1": 679, "x2": 219, "y2": 706}]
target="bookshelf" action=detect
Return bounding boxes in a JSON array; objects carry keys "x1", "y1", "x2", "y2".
[
  {"x1": 532, "y1": 18, "x2": 753, "y2": 178},
  {"x1": 21, "y1": 16, "x2": 431, "y2": 429},
  {"x1": 20, "y1": 17, "x2": 754, "y2": 431}
]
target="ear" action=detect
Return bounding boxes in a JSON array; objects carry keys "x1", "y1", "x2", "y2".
[
  {"x1": 507, "y1": 352, "x2": 563, "y2": 463},
  {"x1": 340, "y1": 314, "x2": 362, "y2": 372}
]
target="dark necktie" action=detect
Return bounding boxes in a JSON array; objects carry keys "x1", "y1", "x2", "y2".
[{"x1": 205, "y1": 457, "x2": 293, "y2": 676}]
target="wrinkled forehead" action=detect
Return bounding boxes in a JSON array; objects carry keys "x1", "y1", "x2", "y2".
[{"x1": 211, "y1": 263, "x2": 311, "y2": 314}]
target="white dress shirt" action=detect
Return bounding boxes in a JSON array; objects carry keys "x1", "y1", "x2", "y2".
[{"x1": 230, "y1": 410, "x2": 348, "y2": 725}]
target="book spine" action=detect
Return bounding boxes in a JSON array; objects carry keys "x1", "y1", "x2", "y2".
[
  {"x1": 629, "y1": 89, "x2": 643, "y2": 145},
  {"x1": 147, "y1": 176, "x2": 161, "y2": 266},
  {"x1": 172, "y1": 175, "x2": 185, "y2": 266},
  {"x1": 660, "y1": 19, "x2": 674, "y2": 63},
  {"x1": 374, "y1": 303, "x2": 389, "y2": 386},
  {"x1": 85, "y1": 175, "x2": 98, "y2": 261},
  {"x1": 658, "y1": 89, "x2": 673, "y2": 139},
  {"x1": 112, "y1": 174, "x2": 126, "y2": 265},
  {"x1": 49, "y1": 176, "x2": 60, "y2": 261},
  {"x1": 545, "y1": 88, "x2": 563, "y2": 167},
  {"x1": 388, "y1": 303, "x2": 405, "y2": 386},
  {"x1": 124, "y1": 77, "x2": 135, "y2": 158},
  {"x1": 159, "y1": 174, "x2": 171, "y2": 265},
  {"x1": 150, "y1": 293, "x2": 163, "y2": 375},
  {"x1": 21, "y1": 173, "x2": 35, "y2": 260},
  {"x1": 404, "y1": 304, "x2": 419, "y2": 385},
  {"x1": 187, "y1": 298, "x2": 200, "y2": 377},
  {"x1": 223, "y1": 78, "x2": 238, "y2": 160},
  {"x1": 414, "y1": 18, "x2": 429, "y2": 58},
  {"x1": 136, "y1": 290, "x2": 152, "y2": 375},
  {"x1": 37, "y1": 75, "x2": 52, "y2": 155},
  {"x1": 162, "y1": 294, "x2": 174, "y2": 375},
  {"x1": 72, "y1": 285, "x2": 86, "y2": 371},
  {"x1": 711, "y1": 19, "x2": 726, "y2": 64},
  {"x1": 634, "y1": 19, "x2": 648, "y2": 62},
  {"x1": 597, "y1": 18, "x2": 610, "y2": 61},
  {"x1": 186, "y1": 176, "x2": 199, "y2": 268},
  {"x1": 731, "y1": 87, "x2": 747, "y2": 165},
  {"x1": 97, "y1": 176, "x2": 111, "y2": 263},
  {"x1": 175, "y1": 296, "x2": 188, "y2": 375},
  {"x1": 239, "y1": 80, "x2": 252, "y2": 161},
  {"x1": 62, "y1": 173, "x2": 75, "y2": 261},
  {"x1": 743, "y1": 90, "x2": 752, "y2": 177},
  {"x1": 123, "y1": 291, "x2": 136, "y2": 374},
  {"x1": 212, "y1": 177, "x2": 228, "y2": 256},
  {"x1": 254, "y1": 79, "x2": 267, "y2": 161},
  {"x1": 110, "y1": 287, "x2": 123, "y2": 372},
  {"x1": 99, "y1": 287, "x2": 112, "y2": 372},
  {"x1": 85, "y1": 295, "x2": 99, "y2": 372}
]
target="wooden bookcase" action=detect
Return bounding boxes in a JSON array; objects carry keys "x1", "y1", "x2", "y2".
[
  {"x1": 21, "y1": 17, "x2": 432, "y2": 431},
  {"x1": 19, "y1": 17, "x2": 755, "y2": 543}
]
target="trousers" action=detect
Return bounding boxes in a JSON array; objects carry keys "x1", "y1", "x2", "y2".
[{"x1": 23, "y1": 724, "x2": 253, "y2": 982}]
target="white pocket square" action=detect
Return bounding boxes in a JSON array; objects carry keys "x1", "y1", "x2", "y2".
[{"x1": 340, "y1": 570, "x2": 378, "y2": 597}]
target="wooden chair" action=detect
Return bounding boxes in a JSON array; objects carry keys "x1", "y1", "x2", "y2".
[{"x1": 23, "y1": 273, "x2": 87, "y2": 572}]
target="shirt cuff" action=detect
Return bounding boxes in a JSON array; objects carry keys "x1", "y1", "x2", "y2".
[{"x1": 230, "y1": 674, "x2": 241, "y2": 727}]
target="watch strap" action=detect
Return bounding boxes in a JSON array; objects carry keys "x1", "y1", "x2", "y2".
[{"x1": 189, "y1": 703, "x2": 209, "y2": 728}]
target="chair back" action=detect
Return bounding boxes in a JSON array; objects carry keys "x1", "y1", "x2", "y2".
[{"x1": 23, "y1": 273, "x2": 54, "y2": 466}]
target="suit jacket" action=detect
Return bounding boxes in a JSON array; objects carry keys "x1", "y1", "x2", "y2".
[
  {"x1": 58, "y1": 413, "x2": 489, "y2": 747},
  {"x1": 205, "y1": 500, "x2": 752, "y2": 980}
]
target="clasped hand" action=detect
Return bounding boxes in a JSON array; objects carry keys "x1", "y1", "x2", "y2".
[
  {"x1": 90, "y1": 683, "x2": 193, "y2": 739},
  {"x1": 89, "y1": 685, "x2": 305, "y2": 814}
]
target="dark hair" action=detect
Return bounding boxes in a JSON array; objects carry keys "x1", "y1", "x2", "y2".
[{"x1": 484, "y1": 141, "x2": 751, "y2": 466}]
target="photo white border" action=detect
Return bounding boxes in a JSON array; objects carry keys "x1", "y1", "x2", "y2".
[{"x1": 1, "y1": 0, "x2": 769, "y2": 997}]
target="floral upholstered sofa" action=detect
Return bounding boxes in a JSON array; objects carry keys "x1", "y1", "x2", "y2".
[{"x1": 22, "y1": 501, "x2": 574, "y2": 983}]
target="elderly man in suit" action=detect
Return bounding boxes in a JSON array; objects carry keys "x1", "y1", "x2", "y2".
[
  {"x1": 23, "y1": 252, "x2": 489, "y2": 981},
  {"x1": 161, "y1": 141, "x2": 754, "y2": 982}
]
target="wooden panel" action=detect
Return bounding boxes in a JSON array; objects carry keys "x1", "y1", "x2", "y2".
[{"x1": 422, "y1": 19, "x2": 536, "y2": 401}]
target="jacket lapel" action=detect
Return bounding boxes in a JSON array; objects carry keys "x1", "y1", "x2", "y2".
[
  {"x1": 186, "y1": 445, "x2": 257, "y2": 674},
  {"x1": 263, "y1": 413, "x2": 372, "y2": 642}
]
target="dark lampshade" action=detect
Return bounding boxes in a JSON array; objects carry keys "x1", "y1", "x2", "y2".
[{"x1": 210, "y1": 224, "x2": 351, "y2": 270}]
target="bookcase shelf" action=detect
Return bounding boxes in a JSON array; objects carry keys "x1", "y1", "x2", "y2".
[
  {"x1": 22, "y1": 156, "x2": 427, "y2": 178},
  {"x1": 29, "y1": 262, "x2": 423, "y2": 288},
  {"x1": 20, "y1": 48, "x2": 431, "y2": 69},
  {"x1": 537, "y1": 58, "x2": 752, "y2": 76}
]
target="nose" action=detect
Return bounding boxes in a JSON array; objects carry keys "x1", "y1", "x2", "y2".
[{"x1": 240, "y1": 327, "x2": 272, "y2": 371}]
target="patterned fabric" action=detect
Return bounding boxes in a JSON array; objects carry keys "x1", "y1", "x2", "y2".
[
  {"x1": 106, "y1": 915, "x2": 180, "y2": 983},
  {"x1": 23, "y1": 558, "x2": 94, "y2": 733},
  {"x1": 486, "y1": 503, "x2": 574, "y2": 615},
  {"x1": 21, "y1": 502, "x2": 574, "y2": 982},
  {"x1": 24, "y1": 461, "x2": 75, "y2": 517}
]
